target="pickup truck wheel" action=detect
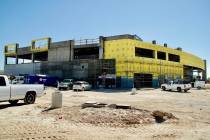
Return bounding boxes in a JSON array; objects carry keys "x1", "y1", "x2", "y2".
[
  {"x1": 184, "y1": 89, "x2": 188, "y2": 92},
  {"x1": 162, "y1": 86, "x2": 166, "y2": 91},
  {"x1": 24, "y1": 92, "x2": 36, "y2": 104},
  {"x1": 177, "y1": 87, "x2": 182, "y2": 92},
  {"x1": 9, "y1": 100, "x2": 19, "y2": 105}
]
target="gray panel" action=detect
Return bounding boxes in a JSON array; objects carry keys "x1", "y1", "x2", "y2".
[
  {"x1": 73, "y1": 63, "x2": 88, "y2": 79},
  {"x1": 4, "y1": 63, "x2": 40, "y2": 75},
  {"x1": 48, "y1": 44, "x2": 70, "y2": 62}
]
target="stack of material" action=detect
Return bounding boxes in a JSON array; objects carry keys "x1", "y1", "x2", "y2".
[
  {"x1": 82, "y1": 101, "x2": 131, "y2": 109},
  {"x1": 82, "y1": 101, "x2": 107, "y2": 109}
]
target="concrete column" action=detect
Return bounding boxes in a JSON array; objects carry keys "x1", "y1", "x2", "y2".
[
  {"x1": 99, "y1": 36, "x2": 104, "y2": 59},
  {"x1": 48, "y1": 38, "x2": 52, "y2": 49},
  {"x1": 166, "y1": 53, "x2": 168, "y2": 61},
  {"x1": 16, "y1": 56, "x2": 19, "y2": 64},
  {"x1": 32, "y1": 53, "x2": 35, "y2": 63},
  {"x1": 70, "y1": 40, "x2": 74, "y2": 61},
  {"x1": 202, "y1": 60, "x2": 207, "y2": 81},
  {"x1": 154, "y1": 51, "x2": 157, "y2": 59},
  {"x1": 4, "y1": 57, "x2": 7, "y2": 65}
]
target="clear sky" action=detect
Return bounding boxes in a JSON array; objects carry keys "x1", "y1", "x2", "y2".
[{"x1": 0, "y1": 0, "x2": 210, "y2": 77}]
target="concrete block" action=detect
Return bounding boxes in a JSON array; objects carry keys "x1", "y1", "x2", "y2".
[{"x1": 51, "y1": 90, "x2": 62, "y2": 108}]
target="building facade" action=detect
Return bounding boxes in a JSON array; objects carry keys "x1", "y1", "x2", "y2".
[{"x1": 4, "y1": 34, "x2": 206, "y2": 88}]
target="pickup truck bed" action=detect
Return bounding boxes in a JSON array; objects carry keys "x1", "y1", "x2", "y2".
[{"x1": 0, "y1": 75, "x2": 45, "y2": 105}]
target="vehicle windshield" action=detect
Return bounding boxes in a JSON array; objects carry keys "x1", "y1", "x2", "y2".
[
  {"x1": 63, "y1": 79, "x2": 71, "y2": 83},
  {"x1": 74, "y1": 82, "x2": 82, "y2": 85}
]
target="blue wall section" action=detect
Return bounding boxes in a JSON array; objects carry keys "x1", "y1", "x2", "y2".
[
  {"x1": 119, "y1": 77, "x2": 159, "y2": 89},
  {"x1": 152, "y1": 79, "x2": 159, "y2": 88},
  {"x1": 121, "y1": 77, "x2": 134, "y2": 88}
]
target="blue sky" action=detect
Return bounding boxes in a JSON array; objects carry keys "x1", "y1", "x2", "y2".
[{"x1": 0, "y1": 0, "x2": 210, "y2": 77}]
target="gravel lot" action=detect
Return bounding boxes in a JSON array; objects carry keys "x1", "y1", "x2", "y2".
[{"x1": 0, "y1": 88, "x2": 210, "y2": 140}]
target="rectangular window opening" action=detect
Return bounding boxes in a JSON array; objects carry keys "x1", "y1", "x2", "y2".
[
  {"x1": 168, "y1": 53, "x2": 180, "y2": 62},
  {"x1": 135, "y1": 47, "x2": 154, "y2": 58},
  {"x1": 74, "y1": 47, "x2": 99, "y2": 59},
  {"x1": 157, "y1": 51, "x2": 166, "y2": 60}
]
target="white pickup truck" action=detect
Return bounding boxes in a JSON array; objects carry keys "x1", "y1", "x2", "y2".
[
  {"x1": 161, "y1": 80, "x2": 191, "y2": 92},
  {"x1": 0, "y1": 75, "x2": 45, "y2": 105}
]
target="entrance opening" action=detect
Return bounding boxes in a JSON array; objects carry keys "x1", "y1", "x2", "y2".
[{"x1": 134, "y1": 73, "x2": 153, "y2": 88}]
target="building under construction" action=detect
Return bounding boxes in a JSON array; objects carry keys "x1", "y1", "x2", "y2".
[{"x1": 4, "y1": 34, "x2": 207, "y2": 88}]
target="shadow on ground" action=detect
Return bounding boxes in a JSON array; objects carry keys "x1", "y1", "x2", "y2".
[
  {"x1": 0, "y1": 103, "x2": 25, "y2": 110},
  {"x1": 91, "y1": 89, "x2": 131, "y2": 93}
]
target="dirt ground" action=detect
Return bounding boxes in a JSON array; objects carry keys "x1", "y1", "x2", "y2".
[{"x1": 0, "y1": 88, "x2": 210, "y2": 140}]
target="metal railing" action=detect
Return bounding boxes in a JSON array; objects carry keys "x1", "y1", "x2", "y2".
[{"x1": 75, "y1": 38, "x2": 99, "y2": 45}]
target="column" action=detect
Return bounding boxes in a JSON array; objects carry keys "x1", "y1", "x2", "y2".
[
  {"x1": 99, "y1": 36, "x2": 104, "y2": 59},
  {"x1": 70, "y1": 40, "x2": 74, "y2": 61},
  {"x1": 5, "y1": 57, "x2": 7, "y2": 65},
  {"x1": 202, "y1": 60, "x2": 207, "y2": 81},
  {"x1": 154, "y1": 51, "x2": 157, "y2": 59},
  {"x1": 166, "y1": 53, "x2": 168, "y2": 61},
  {"x1": 16, "y1": 55, "x2": 19, "y2": 64},
  {"x1": 32, "y1": 53, "x2": 35, "y2": 63}
]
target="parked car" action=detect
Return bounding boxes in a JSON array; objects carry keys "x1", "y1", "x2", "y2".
[
  {"x1": 194, "y1": 81, "x2": 205, "y2": 89},
  {"x1": 73, "y1": 81, "x2": 91, "y2": 91},
  {"x1": 0, "y1": 75, "x2": 45, "y2": 105},
  {"x1": 58, "y1": 79, "x2": 74, "y2": 90},
  {"x1": 161, "y1": 80, "x2": 191, "y2": 92}
]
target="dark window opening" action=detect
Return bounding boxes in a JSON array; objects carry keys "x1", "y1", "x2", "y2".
[
  {"x1": 0, "y1": 77, "x2": 6, "y2": 86},
  {"x1": 74, "y1": 47, "x2": 99, "y2": 59},
  {"x1": 157, "y1": 51, "x2": 166, "y2": 60},
  {"x1": 135, "y1": 47, "x2": 154, "y2": 58},
  {"x1": 134, "y1": 73, "x2": 153, "y2": 88},
  {"x1": 168, "y1": 53, "x2": 180, "y2": 62}
]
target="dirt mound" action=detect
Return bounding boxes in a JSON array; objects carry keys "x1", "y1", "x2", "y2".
[
  {"x1": 79, "y1": 108, "x2": 155, "y2": 127},
  {"x1": 41, "y1": 106, "x2": 155, "y2": 127},
  {"x1": 41, "y1": 105, "x2": 178, "y2": 127}
]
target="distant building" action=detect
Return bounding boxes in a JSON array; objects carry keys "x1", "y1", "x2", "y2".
[{"x1": 4, "y1": 34, "x2": 207, "y2": 88}]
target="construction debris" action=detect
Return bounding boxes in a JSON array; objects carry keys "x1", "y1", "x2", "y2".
[
  {"x1": 82, "y1": 102, "x2": 132, "y2": 109},
  {"x1": 108, "y1": 104, "x2": 131, "y2": 109},
  {"x1": 81, "y1": 101, "x2": 107, "y2": 109},
  {"x1": 152, "y1": 110, "x2": 178, "y2": 123}
]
